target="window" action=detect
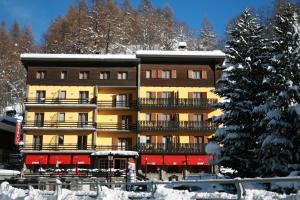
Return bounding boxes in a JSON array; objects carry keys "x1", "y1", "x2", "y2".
[
  {"x1": 58, "y1": 112, "x2": 65, "y2": 122},
  {"x1": 33, "y1": 135, "x2": 43, "y2": 150},
  {"x1": 146, "y1": 92, "x2": 152, "y2": 98},
  {"x1": 162, "y1": 70, "x2": 171, "y2": 79},
  {"x1": 118, "y1": 72, "x2": 128, "y2": 80},
  {"x1": 146, "y1": 70, "x2": 151, "y2": 79},
  {"x1": 79, "y1": 91, "x2": 89, "y2": 103},
  {"x1": 60, "y1": 71, "x2": 67, "y2": 79},
  {"x1": 78, "y1": 113, "x2": 88, "y2": 127},
  {"x1": 59, "y1": 91, "x2": 66, "y2": 100},
  {"x1": 100, "y1": 72, "x2": 110, "y2": 80},
  {"x1": 36, "y1": 71, "x2": 46, "y2": 79},
  {"x1": 114, "y1": 159, "x2": 126, "y2": 169},
  {"x1": 146, "y1": 113, "x2": 151, "y2": 121},
  {"x1": 36, "y1": 91, "x2": 46, "y2": 103},
  {"x1": 79, "y1": 71, "x2": 89, "y2": 79},
  {"x1": 58, "y1": 135, "x2": 64, "y2": 145},
  {"x1": 192, "y1": 71, "x2": 201, "y2": 79}
]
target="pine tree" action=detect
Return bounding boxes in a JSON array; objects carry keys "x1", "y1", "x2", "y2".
[
  {"x1": 197, "y1": 17, "x2": 218, "y2": 51},
  {"x1": 213, "y1": 10, "x2": 268, "y2": 177},
  {"x1": 257, "y1": 5, "x2": 300, "y2": 176}
]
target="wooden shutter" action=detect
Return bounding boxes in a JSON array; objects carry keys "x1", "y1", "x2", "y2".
[
  {"x1": 150, "y1": 92, "x2": 156, "y2": 98},
  {"x1": 128, "y1": 93, "x2": 133, "y2": 106},
  {"x1": 188, "y1": 113, "x2": 193, "y2": 121},
  {"x1": 189, "y1": 136, "x2": 195, "y2": 144},
  {"x1": 112, "y1": 137, "x2": 118, "y2": 150},
  {"x1": 188, "y1": 70, "x2": 193, "y2": 79},
  {"x1": 188, "y1": 92, "x2": 193, "y2": 99},
  {"x1": 112, "y1": 95, "x2": 116, "y2": 107},
  {"x1": 151, "y1": 113, "x2": 157, "y2": 121},
  {"x1": 157, "y1": 136, "x2": 163, "y2": 143},
  {"x1": 151, "y1": 70, "x2": 157, "y2": 78},
  {"x1": 202, "y1": 70, "x2": 208, "y2": 79},
  {"x1": 200, "y1": 92, "x2": 207, "y2": 99},
  {"x1": 171, "y1": 69, "x2": 177, "y2": 78},
  {"x1": 151, "y1": 136, "x2": 156, "y2": 143},
  {"x1": 157, "y1": 92, "x2": 162, "y2": 99},
  {"x1": 157, "y1": 70, "x2": 163, "y2": 78},
  {"x1": 118, "y1": 115, "x2": 122, "y2": 124}
]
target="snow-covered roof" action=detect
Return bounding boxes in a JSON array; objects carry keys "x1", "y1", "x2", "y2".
[
  {"x1": 21, "y1": 53, "x2": 139, "y2": 62},
  {"x1": 91, "y1": 150, "x2": 139, "y2": 156},
  {"x1": 136, "y1": 50, "x2": 225, "y2": 59}
]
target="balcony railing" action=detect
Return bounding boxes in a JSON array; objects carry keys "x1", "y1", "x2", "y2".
[
  {"x1": 138, "y1": 98, "x2": 217, "y2": 109},
  {"x1": 20, "y1": 143, "x2": 94, "y2": 151},
  {"x1": 138, "y1": 143, "x2": 206, "y2": 153},
  {"x1": 97, "y1": 123, "x2": 137, "y2": 131},
  {"x1": 138, "y1": 121, "x2": 216, "y2": 132},
  {"x1": 97, "y1": 100, "x2": 137, "y2": 109},
  {"x1": 23, "y1": 121, "x2": 96, "y2": 129},
  {"x1": 25, "y1": 98, "x2": 96, "y2": 105}
]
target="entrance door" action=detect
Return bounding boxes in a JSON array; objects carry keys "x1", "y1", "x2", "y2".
[
  {"x1": 36, "y1": 91, "x2": 46, "y2": 103},
  {"x1": 118, "y1": 138, "x2": 132, "y2": 150},
  {"x1": 33, "y1": 135, "x2": 43, "y2": 150},
  {"x1": 78, "y1": 113, "x2": 88, "y2": 127},
  {"x1": 34, "y1": 113, "x2": 44, "y2": 127},
  {"x1": 77, "y1": 135, "x2": 87, "y2": 150}
]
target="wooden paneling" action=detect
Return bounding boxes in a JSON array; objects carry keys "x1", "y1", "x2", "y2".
[
  {"x1": 27, "y1": 62, "x2": 137, "y2": 86},
  {"x1": 140, "y1": 64, "x2": 216, "y2": 87}
]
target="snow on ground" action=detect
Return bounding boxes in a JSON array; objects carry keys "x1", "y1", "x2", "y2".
[{"x1": 0, "y1": 182, "x2": 299, "y2": 200}]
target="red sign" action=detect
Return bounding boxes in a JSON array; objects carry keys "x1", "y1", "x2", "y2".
[
  {"x1": 72, "y1": 155, "x2": 91, "y2": 165},
  {"x1": 15, "y1": 121, "x2": 21, "y2": 145},
  {"x1": 25, "y1": 154, "x2": 48, "y2": 165}
]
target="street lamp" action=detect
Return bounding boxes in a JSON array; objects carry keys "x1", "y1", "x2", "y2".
[{"x1": 108, "y1": 152, "x2": 113, "y2": 187}]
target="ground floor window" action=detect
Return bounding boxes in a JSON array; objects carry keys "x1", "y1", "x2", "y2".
[{"x1": 114, "y1": 159, "x2": 126, "y2": 169}]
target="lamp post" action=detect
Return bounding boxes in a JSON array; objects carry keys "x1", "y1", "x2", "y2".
[{"x1": 108, "y1": 152, "x2": 113, "y2": 187}]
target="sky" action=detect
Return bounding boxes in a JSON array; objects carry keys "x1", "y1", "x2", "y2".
[{"x1": 0, "y1": 0, "x2": 274, "y2": 44}]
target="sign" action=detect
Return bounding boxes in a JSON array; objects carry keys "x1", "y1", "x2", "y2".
[{"x1": 15, "y1": 120, "x2": 21, "y2": 145}]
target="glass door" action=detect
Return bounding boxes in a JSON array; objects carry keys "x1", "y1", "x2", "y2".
[
  {"x1": 36, "y1": 91, "x2": 45, "y2": 103},
  {"x1": 116, "y1": 94, "x2": 127, "y2": 107},
  {"x1": 78, "y1": 113, "x2": 88, "y2": 127},
  {"x1": 79, "y1": 91, "x2": 89, "y2": 104},
  {"x1": 118, "y1": 138, "x2": 132, "y2": 150},
  {"x1": 163, "y1": 136, "x2": 172, "y2": 150},
  {"x1": 33, "y1": 135, "x2": 43, "y2": 150},
  {"x1": 34, "y1": 113, "x2": 44, "y2": 127},
  {"x1": 77, "y1": 135, "x2": 87, "y2": 150}
]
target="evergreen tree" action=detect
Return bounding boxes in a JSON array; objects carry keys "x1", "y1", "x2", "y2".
[
  {"x1": 213, "y1": 10, "x2": 268, "y2": 177},
  {"x1": 257, "y1": 5, "x2": 300, "y2": 176}
]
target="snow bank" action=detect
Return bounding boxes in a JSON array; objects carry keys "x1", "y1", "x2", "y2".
[
  {"x1": 0, "y1": 181, "x2": 299, "y2": 200},
  {"x1": 0, "y1": 169, "x2": 20, "y2": 176}
]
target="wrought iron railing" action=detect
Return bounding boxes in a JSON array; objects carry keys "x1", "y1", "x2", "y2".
[
  {"x1": 97, "y1": 100, "x2": 137, "y2": 108},
  {"x1": 96, "y1": 123, "x2": 137, "y2": 131},
  {"x1": 20, "y1": 143, "x2": 94, "y2": 151},
  {"x1": 138, "y1": 98, "x2": 217, "y2": 109},
  {"x1": 25, "y1": 98, "x2": 96, "y2": 104},
  {"x1": 23, "y1": 121, "x2": 96, "y2": 128},
  {"x1": 138, "y1": 143, "x2": 206, "y2": 153},
  {"x1": 138, "y1": 121, "x2": 216, "y2": 131}
]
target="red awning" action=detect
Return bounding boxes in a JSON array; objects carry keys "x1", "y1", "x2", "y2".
[
  {"x1": 186, "y1": 155, "x2": 212, "y2": 165},
  {"x1": 72, "y1": 155, "x2": 91, "y2": 165},
  {"x1": 164, "y1": 155, "x2": 186, "y2": 165},
  {"x1": 25, "y1": 154, "x2": 48, "y2": 165},
  {"x1": 141, "y1": 155, "x2": 163, "y2": 165},
  {"x1": 49, "y1": 155, "x2": 72, "y2": 165}
]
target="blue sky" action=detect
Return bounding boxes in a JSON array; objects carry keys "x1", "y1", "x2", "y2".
[{"x1": 0, "y1": 0, "x2": 273, "y2": 44}]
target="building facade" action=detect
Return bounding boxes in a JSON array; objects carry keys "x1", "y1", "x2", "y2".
[{"x1": 21, "y1": 50, "x2": 224, "y2": 178}]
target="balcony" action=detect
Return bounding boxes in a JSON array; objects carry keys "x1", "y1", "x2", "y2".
[
  {"x1": 96, "y1": 123, "x2": 137, "y2": 131},
  {"x1": 23, "y1": 121, "x2": 96, "y2": 131},
  {"x1": 24, "y1": 98, "x2": 97, "y2": 108},
  {"x1": 97, "y1": 100, "x2": 137, "y2": 109},
  {"x1": 138, "y1": 121, "x2": 216, "y2": 132},
  {"x1": 137, "y1": 143, "x2": 206, "y2": 154},
  {"x1": 138, "y1": 98, "x2": 217, "y2": 110},
  {"x1": 20, "y1": 143, "x2": 94, "y2": 152}
]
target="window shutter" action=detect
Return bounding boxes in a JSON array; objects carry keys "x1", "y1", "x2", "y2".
[
  {"x1": 150, "y1": 92, "x2": 156, "y2": 98},
  {"x1": 188, "y1": 113, "x2": 193, "y2": 121},
  {"x1": 157, "y1": 136, "x2": 163, "y2": 143},
  {"x1": 151, "y1": 136, "x2": 156, "y2": 143},
  {"x1": 157, "y1": 92, "x2": 162, "y2": 99},
  {"x1": 112, "y1": 137, "x2": 118, "y2": 149},
  {"x1": 202, "y1": 70, "x2": 208, "y2": 79},
  {"x1": 157, "y1": 70, "x2": 163, "y2": 78},
  {"x1": 151, "y1": 70, "x2": 157, "y2": 78},
  {"x1": 117, "y1": 115, "x2": 122, "y2": 124},
  {"x1": 200, "y1": 92, "x2": 207, "y2": 99},
  {"x1": 189, "y1": 136, "x2": 195, "y2": 144},
  {"x1": 151, "y1": 113, "x2": 157, "y2": 121},
  {"x1": 188, "y1": 70, "x2": 193, "y2": 79},
  {"x1": 188, "y1": 92, "x2": 193, "y2": 99},
  {"x1": 171, "y1": 69, "x2": 177, "y2": 78}
]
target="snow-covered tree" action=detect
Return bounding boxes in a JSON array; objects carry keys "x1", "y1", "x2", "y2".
[
  {"x1": 213, "y1": 10, "x2": 268, "y2": 177},
  {"x1": 257, "y1": 5, "x2": 300, "y2": 176},
  {"x1": 197, "y1": 17, "x2": 218, "y2": 51}
]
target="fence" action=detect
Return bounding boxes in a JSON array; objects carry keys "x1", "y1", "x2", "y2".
[{"x1": 10, "y1": 176, "x2": 300, "y2": 200}]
